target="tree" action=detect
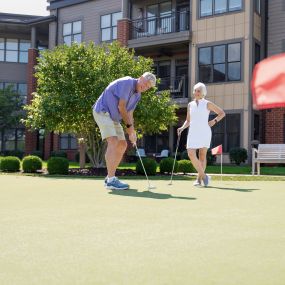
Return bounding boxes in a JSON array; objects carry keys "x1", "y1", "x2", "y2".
[
  {"x1": 22, "y1": 42, "x2": 178, "y2": 167},
  {"x1": 0, "y1": 86, "x2": 24, "y2": 152}
]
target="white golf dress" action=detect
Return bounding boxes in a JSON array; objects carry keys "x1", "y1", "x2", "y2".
[{"x1": 186, "y1": 98, "x2": 211, "y2": 149}]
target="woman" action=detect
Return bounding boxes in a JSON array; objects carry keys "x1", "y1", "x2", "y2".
[{"x1": 177, "y1": 82, "x2": 225, "y2": 187}]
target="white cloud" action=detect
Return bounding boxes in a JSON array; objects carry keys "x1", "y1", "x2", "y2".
[{"x1": 1, "y1": 0, "x2": 49, "y2": 16}]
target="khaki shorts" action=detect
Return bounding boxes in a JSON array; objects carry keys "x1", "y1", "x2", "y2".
[{"x1": 93, "y1": 110, "x2": 126, "y2": 141}]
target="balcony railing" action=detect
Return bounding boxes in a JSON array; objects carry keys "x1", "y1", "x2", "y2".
[
  {"x1": 131, "y1": 11, "x2": 190, "y2": 40},
  {"x1": 158, "y1": 76, "x2": 188, "y2": 98}
]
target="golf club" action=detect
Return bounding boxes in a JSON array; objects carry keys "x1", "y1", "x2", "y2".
[
  {"x1": 134, "y1": 144, "x2": 156, "y2": 191},
  {"x1": 168, "y1": 134, "x2": 181, "y2": 185}
]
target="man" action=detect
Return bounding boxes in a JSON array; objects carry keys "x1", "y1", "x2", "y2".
[{"x1": 93, "y1": 72, "x2": 156, "y2": 190}]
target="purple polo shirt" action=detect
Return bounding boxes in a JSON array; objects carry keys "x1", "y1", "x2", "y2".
[{"x1": 93, "y1": 76, "x2": 141, "y2": 122}]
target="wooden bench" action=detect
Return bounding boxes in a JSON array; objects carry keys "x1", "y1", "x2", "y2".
[{"x1": 252, "y1": 144, "x2": 285, "y2": 175}]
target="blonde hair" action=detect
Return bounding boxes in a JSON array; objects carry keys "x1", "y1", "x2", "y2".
[{"x1": 193, "y1": 82, "x2": 207, "y2": 97}]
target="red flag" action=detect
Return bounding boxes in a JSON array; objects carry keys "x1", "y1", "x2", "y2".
[
  {"x1": 211, "y1": 145, "x2": 222, "y2": 155},
  {"x1": 251, "y1": 53, "x2": 285, "y2": 110}
]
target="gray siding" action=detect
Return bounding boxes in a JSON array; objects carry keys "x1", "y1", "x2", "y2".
[
  {"x1": 268, "y1": 0, "x2": 285, "y2": 56},
  {"x1": 0, "y1": 63, "x2": 28, "y2": 82},
  {"x1": 49, "y1": 0, "x2": 121, "y2": 47}
]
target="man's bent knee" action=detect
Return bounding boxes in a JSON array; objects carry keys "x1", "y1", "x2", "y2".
[{"x1": 117, "y1": 140, "x2": 127, "y2": 153}]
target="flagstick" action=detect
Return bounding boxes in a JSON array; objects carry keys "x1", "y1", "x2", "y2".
[{"x1": 220, "y1": 153, "x2": 223, "y2": 181}]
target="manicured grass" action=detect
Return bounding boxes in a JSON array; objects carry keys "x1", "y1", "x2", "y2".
[
  {"x1": 118, "y1": 162, "x2": 285, "y2": 176},
  {"x1": 1, "y1": 175, "x2": 285, "y2": 285}
]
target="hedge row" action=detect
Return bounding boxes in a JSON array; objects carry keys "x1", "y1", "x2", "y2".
[{"x1": 0, "y1": 155, "x2": 69, "y2": 175}]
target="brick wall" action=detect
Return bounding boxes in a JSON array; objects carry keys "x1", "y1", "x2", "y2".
[
  {"x1": 117, "y1": 19, "x2": 131, "y2": 46},
  {"x1": 25, "y1": 48, "x2": 39, "y2": 155},
  {"x1": 264, "y1": 108, "x2": 285, "y2": 143}
]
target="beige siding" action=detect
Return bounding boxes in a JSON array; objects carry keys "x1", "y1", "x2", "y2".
[
  {"x1": 190, "y1": 0, "x2": 252, "y2": 150},
  {"x1": 253, "y1": 13, "x2": 261, "y2": 42},
  {"x1": 49, "y1": 0, "x2": 121, "y2": 47}
]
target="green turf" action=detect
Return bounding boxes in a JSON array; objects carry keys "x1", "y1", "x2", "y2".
[{"x1": 0, "y1": 175, "x2": 285, "y2": 285}]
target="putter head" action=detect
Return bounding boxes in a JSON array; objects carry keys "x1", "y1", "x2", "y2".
[{"x1": 168, "y1": 182, "x2": 173, "y2": 185}]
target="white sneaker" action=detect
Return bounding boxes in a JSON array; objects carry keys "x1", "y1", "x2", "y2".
[{"x1": 193, "y1": 179, "x2": 201, "y2": 186}]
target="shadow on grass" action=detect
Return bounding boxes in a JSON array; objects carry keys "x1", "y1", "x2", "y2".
[
  {"x1": 109, "y1": 188, "x2": 197, "y2": 200},
  {"x1": 207, "y1": 185, "x2": 259, "y2": 192}
]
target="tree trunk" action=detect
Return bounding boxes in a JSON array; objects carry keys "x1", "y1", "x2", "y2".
[{"x1": 79, "y1": 140, "x2": 86, "y2": 169}]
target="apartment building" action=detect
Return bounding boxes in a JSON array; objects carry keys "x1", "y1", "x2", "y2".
[
  {"x1": 263, "y1": 0, "x2": 285, "y2": 145},
  {"x1": 0, "y1": 12, "x2": 54, "y2": 157},
  {"x1": 1, "y1": 0, "x2": 283, "y2": 162},
  {"x1": 118, "y1": 0, "x2": 267, "y2": 163}
]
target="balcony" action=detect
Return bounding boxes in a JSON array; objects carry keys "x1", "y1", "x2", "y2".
[
  {"x1": 128, "y1": 11, "x2": 190, "y2": 49},
  {"x1": 158, "y1": 76, "x2": 188, "y2": 100}
]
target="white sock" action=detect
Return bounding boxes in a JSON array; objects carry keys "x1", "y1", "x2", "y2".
[{"x1": 107, "y1": 176, "x2": 115, "y2": 183}]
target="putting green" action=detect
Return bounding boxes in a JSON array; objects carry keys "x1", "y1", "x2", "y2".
[{"x1": 0, "y1": 175, "x2": 285, "y2": 285}]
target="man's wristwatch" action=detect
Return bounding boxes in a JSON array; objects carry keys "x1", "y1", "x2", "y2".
[
  {"x1": 126, "y1": 123, "x2": 133, "y2": 128},
  {"x1": 214, "y1": 118, "x2": 218, "y2": 124}
]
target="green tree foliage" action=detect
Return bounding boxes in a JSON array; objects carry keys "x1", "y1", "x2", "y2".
[
  {"x1": 0, "y1": 86, "x2": 24, "y2": 132},
  {"x1": 22, "y1": 42, "x2": 177, "y2": 167}
]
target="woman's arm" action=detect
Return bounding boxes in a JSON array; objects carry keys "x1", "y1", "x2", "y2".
[{"x1": 207, "y1": 101, "x2": 226, "y2": 127}]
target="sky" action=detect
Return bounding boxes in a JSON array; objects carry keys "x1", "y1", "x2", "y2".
[{"x1": 0, "y1": 0, "x2": 49, "y2": 16}]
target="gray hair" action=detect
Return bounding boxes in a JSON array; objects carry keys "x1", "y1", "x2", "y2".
[
  {"x1": 193, "y1": 82, "x2": 207, "y2": 97},
  {"x1": 142, "y1": 72, "x2": 156, "y2": 87}
]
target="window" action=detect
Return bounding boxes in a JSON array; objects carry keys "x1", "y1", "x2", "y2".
[
  {"x1": 215, "y1": 0, "x2": 227, "y2": 14},
  {"x1": 63, "y1": 21, "x2": 82, "y2": 46},
  {"x1": 101, "y1": 12, "x2": 122, "y2": 41},
  {"x1": 200, "y1": 0, "x2": 242, "y2": 17},
  {"x1": 199, "y1": 42, "x2": 241, "y2": 83},
  {"x1": 153, "y1": 61, "x2": 171, "y2": 91},
  {"x1": 19, "y1": 40, "x2": 30, "y2": 63},
  {"x1": 60, "y1": 134, "x2": 77, "y2": 150},
  {"x1": 210, "y1": 113, "x2": 241, "y2": 152},
  {"x1": 254, "y1": 43, "x2": 261, "y2": 65},
  {"x1": 0, "y1": 128, "x2": 25, "y2": 152},
  {"x1": 144, "y1": 131, "x2": 169, "y2": 153},
  {"x1": 0, "y1": 82, "x2": 27, "y2": 104},
  {"x1": 0, "y1": 38, "x2": 30, "y2": 63},
  {"x1": 146, "y1": 2, "x2": 172, "y2": 34},
  {"x1": 255, "y1": 0, "x2": 261, "y2": 14},
  {"x1": 0, "y1": 38, "x2": 4, "y2": 61},
  {"x1": 6, "y1": 39, "x2": 18, "y2": 62}
]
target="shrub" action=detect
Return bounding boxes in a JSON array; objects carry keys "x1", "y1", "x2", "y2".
[
  {"x1": 51, "y1": 151, "x2": 67, "y2": 158},
  {"x1": 0, "y1": 156, "x2": 20, "y2": 172},
  {"x1": 159, "y1": 157, "x2": 178, "y2": 174},
  {"x1": 22, "y1": 155, "x2": 42, "y2": 173},
  {"x1": 229, "y1": 147, "x2": 248, "y2": 165},
  {"x1": 47, "y1": 157, "x2": 69, "y2": 175},
  {"x1": 178, "y1": 159, "x2": 194, "y2": 174},
  {"x1": 136, "y1": 158, "x2": 157, "y2": 176}
]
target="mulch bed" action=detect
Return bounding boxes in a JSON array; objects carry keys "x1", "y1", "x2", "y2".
[
  {"x1": 68, "y1": 168, "x2": 137, "y2": 176},
  {"x1": 67, "y1": 168, "x2": 174, "y2": 177}
]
